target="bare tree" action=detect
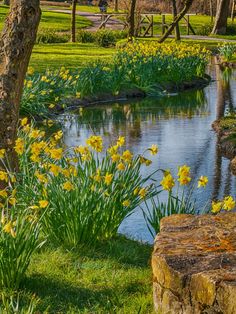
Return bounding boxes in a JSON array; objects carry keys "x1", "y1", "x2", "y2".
[
  {"x1": 158, "y1": 0, "x2": 194, "y2": 43},
  {"x1": 211, "y1": 0, "x2": 230, "y2": 34},
  {"x1": 71, "y1": 0, "x2": 77, "y2": 42},
  {"x1": 171, "y1": 0, "x2": 180, "y2": 40},
  {"x1": 127, "y1": 0, "x2": 137, "y2": 40},
  {"x1": 0, "y1": 0, "x2": 41, "y2": 180}
]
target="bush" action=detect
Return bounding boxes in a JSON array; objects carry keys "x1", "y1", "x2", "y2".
[
  {"x1": 196, "y1": 23, "x2": 213, "y2": 36},
  {"x1": 76, "y1": 30, "x2": 95, "y2": 43},
  {"x1": 36, "y1": 29, "x2": 69, "y2": 44},
  {"x1": 95, "y1": 30, "x2": 119, "y2": 47}
]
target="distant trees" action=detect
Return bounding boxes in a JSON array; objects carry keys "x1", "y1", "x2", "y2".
[
  {"x1": 211, "y1": 0, "x2": 231, "y2": 34},
  {"x1": 0, "y1": 0, "x2": 41, "y2": 178}
]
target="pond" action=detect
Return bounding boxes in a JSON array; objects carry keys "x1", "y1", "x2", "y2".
[{"x1": 58, "y1": 63, "x2": 236, "y2": 243}]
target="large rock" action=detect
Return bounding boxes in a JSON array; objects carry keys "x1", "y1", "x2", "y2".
[{"x1": 152, "y1": 213, "x2": 236, "y2": 314}]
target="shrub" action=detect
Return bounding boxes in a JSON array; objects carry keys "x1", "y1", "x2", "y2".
[
  {"x1": 76, "y1": 30, "x2": 95, "y2": 43},
  {"x1": 95, "y1": 30, "x2": 117, "y2": 47},
  {"x1": 36, "y1": 29, "x2": 69, "y2": 44},
  {"x1": 196, "y1": 23, "x2": 213, "y2": 36}
]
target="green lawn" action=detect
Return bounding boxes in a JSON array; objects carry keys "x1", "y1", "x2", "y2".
[
  {"x1": 23, "y1": 237, "x2": 154, "y2": 313},
  {"x1": 0, "y1": 5, "x2": 91, "y2": 33},
  {"x1": 30, "y1": 43, "x2": 115, "y2": 72}
]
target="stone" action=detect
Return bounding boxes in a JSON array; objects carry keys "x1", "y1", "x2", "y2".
[{"x1": 152, "y1": 213, "x2": 236, "y2": 314}]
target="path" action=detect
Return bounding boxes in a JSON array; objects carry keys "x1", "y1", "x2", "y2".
[
  {"x1": 47, "y1": 7, "x2": 236, "y2": 41},
  {"x1": 46, "y1": 8, "x2": 125, "y2": 31}
]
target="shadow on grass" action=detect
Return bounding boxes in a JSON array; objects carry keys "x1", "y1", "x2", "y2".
[
  {"x1": 24, "y1": 273, "x2": 146, "y2": 312},
  {"x1": 77, "y1": 235, "x2": 152, "y2": 268}
]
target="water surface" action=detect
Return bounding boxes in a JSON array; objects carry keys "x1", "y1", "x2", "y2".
[{"x1": 58, "y1": 65, "x2": 236, "y2": 243}]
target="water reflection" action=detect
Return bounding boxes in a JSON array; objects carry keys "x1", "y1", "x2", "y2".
[{"x1": 58, "y1": 64, "x2": 236, "y2": 243}]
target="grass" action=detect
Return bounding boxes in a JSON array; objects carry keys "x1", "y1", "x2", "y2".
[
  {"x1": 23, "y1": 236, "x2": 153, "y2": 313},
  {"x1": 30, "y1": 43, "x2": 114, "y2": 72},
  {"x1": 0, "y1": 5, "x2": 91, "y2": 33}
]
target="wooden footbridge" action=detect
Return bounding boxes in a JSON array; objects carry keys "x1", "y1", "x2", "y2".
[{"x1": 94, "y1": 12, "x2": 197, "y2": 37}]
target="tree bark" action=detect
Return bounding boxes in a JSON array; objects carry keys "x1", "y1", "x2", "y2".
[
  {"x1": 71, "y1": 0, "x2": 77, "y2": 42},
  {"x1": 0, "y1": 0, "x2": 41, "y2": 178},
  {"x1": 158, "y1": 0, "x2": 194, "y2": 43},
  {"x1": 211, "y1": 0, "x2": 230, "y2": 34},
  {"x1": 171, "y1": 0, "x2": 181, "y2": 40},
  {"x1": 127, "y1": 0, "x2": 137, "y2": 40}
]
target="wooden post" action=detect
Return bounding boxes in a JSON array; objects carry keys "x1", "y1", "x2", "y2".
[
  {"x1": 162, "y1": 14, "x2": 166, "y2": 35},
  {"x1": 187, "y1": 14, "x2": 190, "y2": 34}
]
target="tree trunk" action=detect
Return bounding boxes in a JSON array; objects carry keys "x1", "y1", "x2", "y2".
[
  {"x1": 127, "y1": 0, "x2": 137, "y2": 40},
  {"x1": 209, "y1": 0, "x2": 214, "y2": 22},
  {"x1": 0, "y1": 0, "x2": 41, "y2": 181},
  {"x1": 211, "y1": 0, "x2": 230, "y2": 34},
  {"x1": 115, "y1": 0, "x2": 118, "y2": 12},
  {"x1": 3, "y1": 0, "x2": 10, "y2": 5},
  {"x1": 171, "y1": 0, "x2": 181, "y2": 40},
  {"x1": 71, "y1": 0, "x2": 77, "y2": 42},
  {"x1": 158, "y1": 0, "x2": 194, "y2": 43}
]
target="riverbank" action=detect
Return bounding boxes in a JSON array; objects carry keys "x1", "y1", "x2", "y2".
[{"x1": 212, "y1": 118, "x2": 236, "y2": 175}]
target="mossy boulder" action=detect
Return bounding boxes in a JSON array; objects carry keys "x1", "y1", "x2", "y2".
[{"x1": 152, "y1": 213, "x2": 236, "y2": 314}]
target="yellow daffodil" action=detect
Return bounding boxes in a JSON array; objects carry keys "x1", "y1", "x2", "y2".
[
  {"x1": 178, "y1": 175, "x2": 191, "y2": 186},
  {"x1": 139, "y1": 188, "x2": 147, "y2": 199},
  {"x1": 178, "y1": 165, "x2": 190, "y2": 177},
  {"x1": 161, "y1": 173, "x2": 175, "y2": 191},
  {"x1": 14, "y1": 138, "x2": 24, "y2": 155},
  {"x1": 0, "y1": 171, "x2": 8, "y2": 182},
  {"x1": 49, "y1": 148, "x2": 63, "y2": 160},
  {"x1": 20, "y1": 117, "x2": 28, "y2": 126},
  {"x1": 39, "y1": 200, "x2": 49, "y2": 208},
  {"x1": 198, "y1": 176, "x2": 208, "y2": 188},
  {"x1": 0, "y1": 190, "x2": 7, "y2": 198},
  {"x1": 149, "y1": 144, "x2": 158, "y2": 155},
  {"x1": 86, "y1": 135, "x2": 103, "y2": 152},
  {"x1": 122, "y1": 150, "x2": 133, "y2": 163},
  {"x1": 63, "y1": 181, "x2": 74, "y2": 191},
  {"x1": 122, "y1": 200, "x2": 130, "y2": 206},
  {"x1": 104, "y1": 173, "x2": 113, "y2": 185},
  {"x1": 111, "y1": 154, "x2": 120, "y2": 163},
  {"x1": 223, "y1": 196, "x2": 236, "y2": 211},
  {"x1": 0, "y1": 149, "x2": 5, "y2": 159},
  {"x1": 211, "y1": 201, "x2": 222, "y2": 214},
  {"x1": 117, "y1": 136, "x2": 125, "y2": 147},
  {"x1": 117, "y1": 162, "x2": 125, "y2": 171},
  {"x1": 107, "y1": 145, "x2": 118, "y2": 155}
]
